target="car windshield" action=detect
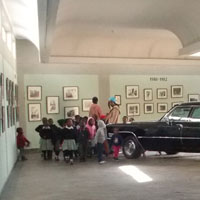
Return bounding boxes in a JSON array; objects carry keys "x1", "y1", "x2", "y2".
[
  {"x1": 170, "y1": 107, "x2": 191, "y2": 118},
  {"x1": 160, "y1": 106, "x2": 191, "y2": 122}
]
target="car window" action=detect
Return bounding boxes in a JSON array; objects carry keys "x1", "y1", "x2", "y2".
[
  {"x1": 191, "y1": 107, "x2": 200, "y2": 119},
  {"x1": 169, "y1": 107, "x2": 191, "y2": 118}
]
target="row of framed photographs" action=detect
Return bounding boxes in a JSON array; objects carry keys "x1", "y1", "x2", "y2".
[
  {"x1": 27, "y1": 86, "x2": 79, "y2": 101},
  {"x1": 45, "y1": 97, "x2": 92, "y2": 114},
  {"x1": 0, "y1": 73, "x2": 18, "y2": 106},
  {"x1": 127, "y1": 102, "x2": 182, "y2": 116},
  {"x1": 115, "y1": 93, "x2": 200, "y2": 106},
  {"x1": 0, "y1": 106, "x2": 19, "y2": 134},
  {"x1": 28, "y1": 101, "x2": 183, "y2": 122},
  {"x1": 126, "y1": 85, "x2": 183, "y2": 100},
  {"x1": 28, "y1": 98, "x2": 93, "y2": 121},
  {"x1": 27, "y1": 85, "x2": 184, "y2": 101},
  {"x1": 28, "y1": 103, "x2": 90, "y2": 122}
]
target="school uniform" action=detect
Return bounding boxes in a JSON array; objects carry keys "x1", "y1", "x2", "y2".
[
  {"x1": 77, "y1": 127, "x2": 89, "y2": 161},
  {"x1": 61, "y1": 126, "x2": 77, "y2": 163},
  {"x1": 35, "y1": 125, "x2": 54, "y2": 160},
  {"x1": 51, "y1": 124, "x2": 62, "y2": 159}
]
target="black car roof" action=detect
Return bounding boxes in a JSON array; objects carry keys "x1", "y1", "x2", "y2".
[{"x1": 178, "y1": 102, "x2": 200, "y2": 106}]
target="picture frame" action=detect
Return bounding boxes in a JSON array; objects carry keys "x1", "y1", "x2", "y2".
[
  {"x1": 63, "y1": 86, "x2": 78, "y2": 100},
  {"x1": 28, "y1": 103, "x2": 41, "y2": 122},
  {"x1": 64, "y1": 106, "x2": 79, "y2": 118},
  {"x1": 2, "y1": 106, "x2": 5, "y2": 132},
  {"x1": 82, "y1": 99, "x2": 93, "y2": 112},
  {"x1": 27, "y1": 86, "x2": 42, "y2": 101},
  {"x1": 157, "y1": 103, "x2": 168, "y2": 113},
  {"x1": 6, "y1": 78, "x2": 9, "y2": 101},
  {"x1": 126, "y1": 103, "x2": 140, "y2": 116},
  {"x1": 125, "y1": 85, "x2": 139, "y2": 99},
  {"x1": 157, "y1": 88, "x2": 167, "y2": 99},
  {"x1": 171, "y1": 85, "x2": 183, "y2": 98},
  {"x1": 7, "y1": 106, "x2": 10, "y2": 128},
  {"x1": 188, "y1": 94, "x2": 199, "y2": 102},
  {"x1": 0, "y1": 73, "x2": 4, "y2": 99},
  {"x1": 171, "y1": 102, "x2": 183, "y2": 107},
  {"x1": 114, "y1": 95, "x2": 121, "y2": 105},
  {"x1": 144, "y1": 89, "x2": 153, "y2": 101},
  {"x1": 46, "y1": 96, "x2": 60, "y2": 114},
  {"x1": 144, "y1": 103, "x2": 154, "y2": 114}
]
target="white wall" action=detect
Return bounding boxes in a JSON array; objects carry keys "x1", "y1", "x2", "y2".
[{"x1": 0, "y1": 1, "x2": 18, "y2": 195}]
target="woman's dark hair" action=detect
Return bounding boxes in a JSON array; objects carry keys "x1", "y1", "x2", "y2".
[{"x1": 92, "y1": 97, "x2": 98, "y2": 104}]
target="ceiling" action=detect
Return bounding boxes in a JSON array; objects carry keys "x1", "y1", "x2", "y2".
[{"x1": 4, "y1": 0, "x2": 200, "y2": 63}]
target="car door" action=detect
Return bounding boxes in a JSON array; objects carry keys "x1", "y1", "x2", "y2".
[
  {"x1": 181, "y1": 106, "x2": 200, "y2": 152},
  {"x1": 157, "y1": 106, "x2": 192, "y2": 152}
]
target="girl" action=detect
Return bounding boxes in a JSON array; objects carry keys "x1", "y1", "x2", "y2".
[
  {"x1": 77, "y1": 119, "x2": 89, "y2": 162},
  {"x1": 16, "y1": 127, "x2": 30, "y2": 161},
  {"x1": 86, "y1": 117, "x2": 96, "y2": 156},
  {"x1": 95, "y1": 120, "x2": 106, "y2": 164},
  {"x1": 111, "y1": 128, "x2": 123, "y2": 160},
  {"x1": 35, "y1": 118, "x2": 54, "y2": 160},
  {"x1": 61, "y1": 118, "x2": 77, "y2": 165}
]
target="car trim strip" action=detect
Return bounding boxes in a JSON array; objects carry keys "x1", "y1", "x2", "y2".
[{"x1": 138, "y1": 136, "x2": 200, "y2": 139}]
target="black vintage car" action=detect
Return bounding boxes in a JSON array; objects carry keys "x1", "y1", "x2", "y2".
[{"x1": 106, "y1": 102, "x2": 200, "y2": 159}]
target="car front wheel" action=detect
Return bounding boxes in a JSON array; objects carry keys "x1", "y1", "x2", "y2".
[{"x1": 122, "y1": 136, "x2": 141, "y2": 159}]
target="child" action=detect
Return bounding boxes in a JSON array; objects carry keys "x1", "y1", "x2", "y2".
[
  {"x1": 16, "y1": 127, "x2": 30, "y2": 161},
  {"x1": 86, "y1": 117, "x2": 96, "y2": 157},
  {"x1": 35, "y1": 117, "x2": 54, "y2": 160},
  {"x1": 95, "y1": 120, "x2": 106, "y2": 164},
  {"x1": 61, "y1": 118, "x2": 77, "y2": 165},
  {"x1": 77, "y1": 118, "x2": 89, "y2": 162},
  {"x1": 48, "y1": 118, "x2": 62, "y2": 161},
  {"x1": 111, "y1": 128, "x2": 123, "y2": 160}
]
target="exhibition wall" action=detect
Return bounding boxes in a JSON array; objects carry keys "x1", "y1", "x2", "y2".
[
  {"x1": 24, "y1": 74, "x2": 98, "y2": 148},
  {"x1": 0, "y1": 1, "x2": 18, "y2": 194}
]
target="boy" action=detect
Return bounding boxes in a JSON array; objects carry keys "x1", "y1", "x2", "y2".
[
  {"x1": 111, "y1": 128, "x2": 123, "y2": 160},
  {"x1": 16, "y1": 127, "x2": 30, "y2": 161}
]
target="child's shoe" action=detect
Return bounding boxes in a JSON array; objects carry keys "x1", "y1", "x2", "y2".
[
  {"x1": 70, "y1": 159, "x2": 74, "y2": 165},
  {"x1": 55, "y1": 156, "x2": 59, "y2": 161},
  {"x1": 99, "y1": 160, "x2": 106, "y2": 164}
]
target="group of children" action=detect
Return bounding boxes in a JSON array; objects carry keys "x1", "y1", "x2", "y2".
[
  {"x1": 16, "y1": 115, "x2": 123, "y2": 164},
  {"x1": 20, "y1": 115, "x2": 121, "y2": 165}
]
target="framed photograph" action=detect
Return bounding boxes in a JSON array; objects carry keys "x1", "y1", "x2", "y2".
[
  {"x1": 144, "y1": 103, "x2": 154, "y2": 114},
  {"x1": 15, "y1": 84, "x2": 18, "y2": 105},
  {"x1": 171, "y1": 102, "x2": 183, "y2": 107},
  {"x1": 144, "y1": 89, "x2": 153, "y2": 101},
  {"x1": 2, "y1": 106, "x2": 5, "y2": 132},
  {"x1": 46, "y1": 96, "x2": 59, "y2": 114},
  {"x1": 157, "y1": 103, "x2": 168, "y2": 113},
  {"x1": 27, "y1": 86, "x2": 42, "y2": 101},
  {"x1": 0, "y1": 73, "x2": 4, "y2": 99},
  {"x1": 64, "y1": 106, "x2": 79, "y2": 118},
  {"x1": 7, "y1": 106, "x2": 10, "y2": 128},
  {"x1": 171, "y1": 85, "x2": 183, "y2": 98},
  {"x1": 157, "y1": 88, "x2": 167, "y2": 99},
  {"x1": 16, "y1": 106, "x2": 19, "y2": 122},
  {"x1": 82, "y1": 99, "x2": 93, "y2": 111},
  {"x1": 63, "y1": 86, "x2": 78, "y2": 100},
  {"x1": 6, "y1": 78, "x2": 9, "y2": 101},
  {"x1": 28, "y1": 103, "x2": 41, "y2": 122},
  {"x1": 126, "y1": 103, "x2": 140, "y2": 116},
  {"x1": 115, "y1": 95, "x2": 121, "y2": 105},
  {"x1": 126, "y1": 85, "x2": 139, "y2": 99},
  {"x1": 188, "y1": 94, "x2": 199, "y2": 102}
]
